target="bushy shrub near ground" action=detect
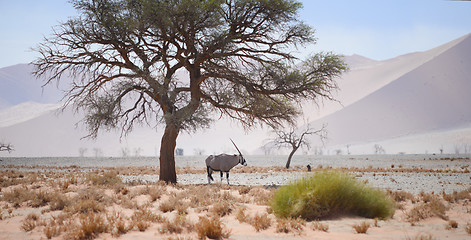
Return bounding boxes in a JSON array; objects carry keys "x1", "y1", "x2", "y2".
[{"x1": 271, "y1": 170, "x2": 395, "y2": 220}]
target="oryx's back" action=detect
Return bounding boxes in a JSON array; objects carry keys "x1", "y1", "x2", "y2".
[{"x1": 206, "y1": 154, "x2": 238, "y2": 172}]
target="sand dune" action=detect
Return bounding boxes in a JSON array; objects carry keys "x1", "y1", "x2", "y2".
[{"x1": 1, "y1": 34, "x2": 470, "y2": 156}]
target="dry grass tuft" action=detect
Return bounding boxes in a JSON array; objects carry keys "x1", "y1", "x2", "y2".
[
  {"x1": 86, "y1": 171, "x2": 122, "y2": 188},
  {"x1": 148, "y1": 185, "x2": 166, "y2": 202},
  {"x1": 159, "y1": 215, "x2": 192, "y2": 234},
  {"x1": 66, "y1": 188, "x2": 111, "y2": 214},
  {"x1": 68, "y1": 212, "x2": 108, "y2": 240},
  {"x1": 353, "y1": 221, "x2": 370, "y2": 234},
  {"x1": 250, "y1": 213, "x2": 272, "y2": 232},
  {"x1": 442, "y1": 189, "x2": 471, "y2": 203},
  {"x1": 21, "y1": 213, "x2": 40, "y2": 232},
  {"x1": 405, "y1": 233, "x2": 436, "y2": 240},
  {"x1": 275, "y1": 217, "x2": 305, "y2": 234},
  {"x1": 388, "y1": 190, "x2": 415, "y2": 202},
  {"x1": 248, "y1": 187, "x2": 274, "y2": 205},
  {"x1": 406, "y1": 196, "x2": 448, "y2": 223},
  {"x1": 312, "y1": 220, "x2": 329, "y2": 232},
  {"x1": 159, "y1": 195, "x2": 180, "y2": 213},
  {"x1": 211, "y1": 200, "x2": 233, "y2": 217},
  {"x1": 235, "y1": 207, "x2": 248, "y2": 223},
  {"x1": 195, "y1": 215, "x2": 231, "y2": 240},
  {"x1": 131, "y1": 206, "x2": 164, "y2": 223},
  {"x1": 445, "y1": 220, "x2": 458, "y2": 230},
  {"x1": 466, "y1": 223, "x2": 471, "y2": 235},
  {"x1": 106, "y1": 211, "x2": 130, "y2": 237}
]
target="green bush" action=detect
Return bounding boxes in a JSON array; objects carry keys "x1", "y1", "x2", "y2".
[{"x1": 271, "y1": 170, "x2": 395, "y2": 220}]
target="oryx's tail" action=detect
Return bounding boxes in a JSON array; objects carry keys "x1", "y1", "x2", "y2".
[{"x1": 207, "y1": 166, "x2": 214, "y2": 181}]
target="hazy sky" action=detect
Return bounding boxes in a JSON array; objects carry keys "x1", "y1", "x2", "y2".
[{"x1": 0, "y1": 0, "x2": 470, "y2": 68}]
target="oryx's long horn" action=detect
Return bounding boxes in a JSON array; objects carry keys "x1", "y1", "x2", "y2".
[{"x1": 230, "y1": 138, "x2": 242, "y2": 156}]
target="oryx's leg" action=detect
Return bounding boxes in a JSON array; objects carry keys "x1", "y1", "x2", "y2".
[
  {"x1": 226, "y1": 172, "x2": 230, "y2": 185},
  {"x1": 207, "y1": 167, "x2": 214, "y2": 184},
  {"x1": 220, "y1": 171, "x2": 224, "y2": 182}
]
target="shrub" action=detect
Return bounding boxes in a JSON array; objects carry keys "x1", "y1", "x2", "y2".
[
  {"x1": 195, "y1": 216, "x2": 231, "y2": 240},
  {"x1": 271, "y1": 170, "x2": 395, "y2": 220}
]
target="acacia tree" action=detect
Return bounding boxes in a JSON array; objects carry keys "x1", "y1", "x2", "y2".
[
  {"x1": 272, "y1": 124, "x2": 327, "y2": 169},
  {"x1": 33, "y1": 0, "x2": 347, "y2": 183}
]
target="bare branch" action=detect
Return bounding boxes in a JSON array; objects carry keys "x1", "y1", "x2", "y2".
[{"x1": 0, "y1": 143, "x2": 14, "y2": 153}]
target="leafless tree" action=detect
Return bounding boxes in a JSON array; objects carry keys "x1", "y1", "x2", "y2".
[
  {"x1": 193, "y1": 148, "x2": 205, "y2": 156},
  {"x1": 374, "y1": 144, "x2": 386, "y2": 154},
  {"x1": 0, "y1": 143, "x2": 14, "y2": 153},
  {"x1": 272, "y1": 124, "x2": 327, "y2": 168},
  {"x1": 78, "y1": 147, "x2": 88, "y2": 157},
  {"x1": 33, "y1": 0, "x2": 346, "y2": 183}
]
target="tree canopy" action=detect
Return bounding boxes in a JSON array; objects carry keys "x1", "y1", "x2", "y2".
[{"x1": 34, "y1": 0, "x2": 347, "y2": 183}]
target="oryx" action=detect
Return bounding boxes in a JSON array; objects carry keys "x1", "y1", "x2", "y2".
[{"x1": 205, "y1": 139, "x2": 247, "y2": 184}]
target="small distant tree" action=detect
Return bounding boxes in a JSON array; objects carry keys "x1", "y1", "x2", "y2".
[
  {"x1": 373, "y1": 144, "x2": 385, "y2": 154},
  {"x1": 93, "y1": 147, "x2": 103, "y2": 157},
  {"x1": 0, "y1": 143, "x2": 14, "y2": 153},
  {"x1": 78, "y1": 147, "x2": 88, "y2": 157},
  {"x1": 33, "y1": 0, "x2": 347, "y2": 183},
  {"x1": 193, "y1": 148, "x2": 205, "y2": 156},
  {"x1": 175, "y1": 148, "x2": 184, "y2": 156},
  {"x1": 272, "y1": 124, "x2": 327, "y2": 168}
]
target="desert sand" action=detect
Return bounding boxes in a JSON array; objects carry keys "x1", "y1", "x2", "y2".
[{"x1": 1, "y1": 164, "x2": 471, "y2": 240}]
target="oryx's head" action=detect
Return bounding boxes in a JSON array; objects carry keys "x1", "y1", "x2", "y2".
[{"x1": 230, "y1": 139, "x2": 247, "y2": 166}]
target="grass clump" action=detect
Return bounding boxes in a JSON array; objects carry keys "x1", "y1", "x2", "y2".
[
  {"x1": 466, "y1": 223, "x2": 471, "y2": 235},
  {"x1": 271, "y1": 170, "x2": 395, "y2": 220},
  {"x1": 195, "y1": 215, "x2": 231, "y2": 239},
  {"x1": 275, "y1": 217, "x2": 305, "y2": 234},
  {"x1": 250, "y1": 213, "x2": 272, "y2": 231},
  {"x1": 353, "y1": 221, "x2": 370, "y2": 234}
]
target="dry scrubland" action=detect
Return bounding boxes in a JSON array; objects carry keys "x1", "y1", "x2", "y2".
[{"x1": 0, "y1": 165, "x2": 471, "y2": 240}]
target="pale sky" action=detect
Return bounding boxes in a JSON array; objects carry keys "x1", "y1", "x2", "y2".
[{"x1": 0, "y1": 0, "x2": 470, "y2": 68}]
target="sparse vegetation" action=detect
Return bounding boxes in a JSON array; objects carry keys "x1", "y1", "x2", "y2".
[
  {"x1": 275, "y1": 217, "x2": 305, "y2": 234},
  {"x1": 1, "y1": 163, "x2": 470, "y2": 239},
  {"x1": 211, "y1": 200, "x2": 233, "y2": 217},
  {"x1": 405, "y1": 233, "x2": 436, "y2": 240},
  {"x1": 250, "y1": 213, "x2": 272, "y2": 231},
  {"x1": 312, "y1": 221, "x2": 329, "y2": 232},
  {"x1": 446, "y1": 220, "x2": 458, "y2": 230},
  {"x1": 69, "y1": 212, "x2": 107, "y2": 240},
  {"x1": 21, "y1": 213, "x2": 40, "y2": 232},
  {"x1": 195, "y1": 215, "x2": 231, "y2": 240},
  {"x1": 406, "y1": 196, "x2": 448, "y2": 223},
  {"x1": 353, "y1": 221, "x2": 370, "y2": 234},
  {"x1": 271, "y1": 170, "x2": 395, "y2": 220},
  {"x1": 466, "y1": 223, "x2": 471, "y2": 235}
]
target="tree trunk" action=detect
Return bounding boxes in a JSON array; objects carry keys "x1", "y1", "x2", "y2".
[
  {"x1": 285, "y1": 147, "x2": 298, "y2": 169},
  {"x1": 159, "y1": 123, "x2": 179, "y2": 183}
]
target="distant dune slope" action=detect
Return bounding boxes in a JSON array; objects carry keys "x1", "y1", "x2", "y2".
[{"x1": 307, "y1": 33, "x2": 471, "y2": 150}]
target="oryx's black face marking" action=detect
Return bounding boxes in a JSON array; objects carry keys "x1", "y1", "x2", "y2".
[{"x1": 239, "y1": 155, "x2": 247, "y2": 166}]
